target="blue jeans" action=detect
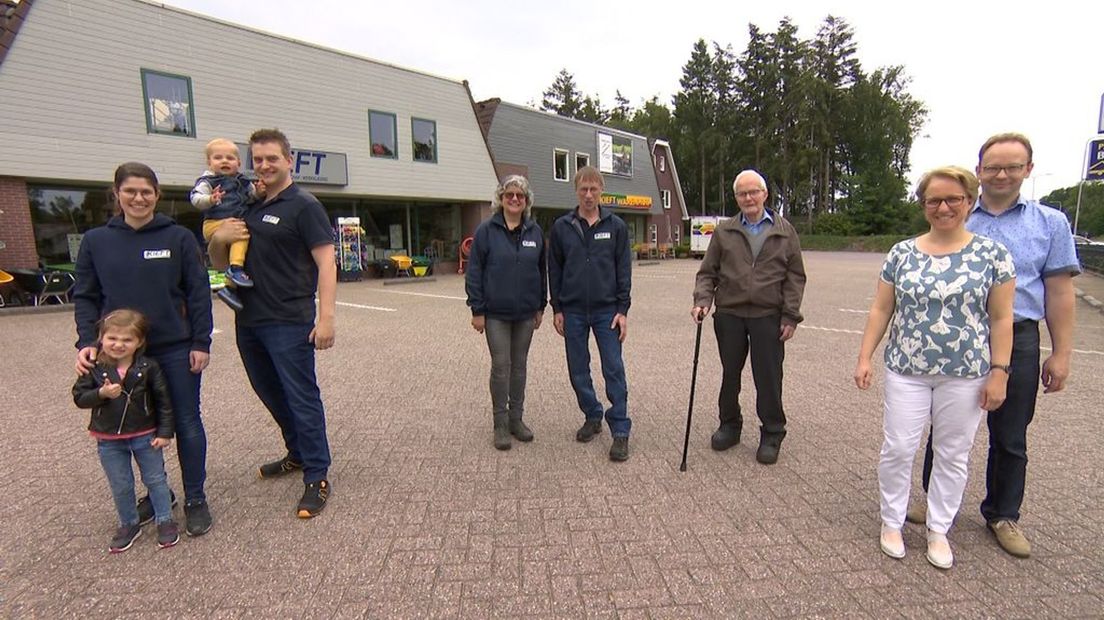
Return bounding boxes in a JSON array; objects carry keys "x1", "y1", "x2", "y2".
[
  {"x1": 563, "y1": 311, "x2": 630, "y2": 437},
  {"x1": 236, "y1": 322, "x2": 331, "y2": 483},
  {"x1": 98, "y1": 434, "x2": 174, "y2": 526},
  {"x1": 149, "y1": 343, "x2": 206, "y2": 504}
]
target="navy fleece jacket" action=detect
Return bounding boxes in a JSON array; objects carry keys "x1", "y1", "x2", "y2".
[
  {"x1": 73, "y1": 214, "x2": 213, "y2": 354},
  {"x1": 548, "y1": 207, "x2": 632, "y2": 316},
  {"x1": 465, "y1": 213, "x2": 547, "y2": 321}
]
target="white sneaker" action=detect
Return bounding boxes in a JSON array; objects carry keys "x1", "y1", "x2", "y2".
[
  {"x1": 926, "y1": 530, "x2": 953, "y2": 569},
  {"x1": 880, "y1": 524, "x2": 905, "y2": 559}
]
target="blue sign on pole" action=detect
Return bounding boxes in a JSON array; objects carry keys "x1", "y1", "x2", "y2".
[{"x1": 1088, "y1": 139, "x2": 1104, "y2": 181}]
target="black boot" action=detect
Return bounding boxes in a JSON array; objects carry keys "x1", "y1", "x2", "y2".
[
  {"x1": 493, "y1": 413, "x2": 511, "y2": 451},
  {"x1": 509, "y1": 415, "x2": 534, "y2": 442},
  {"x1": 711, "y1": 423, "x2": 741, "y2": 451},
  {"x1": 756, "y1": 429, "x2": 786, "y2": 464}
]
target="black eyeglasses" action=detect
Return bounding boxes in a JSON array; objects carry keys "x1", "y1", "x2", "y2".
[
  {"x1": 980, "y1": 163, "x2": 1027, "y2": 176},
  {"x1": 922, "y1": 195, "x2": 968, "y2": 209}
]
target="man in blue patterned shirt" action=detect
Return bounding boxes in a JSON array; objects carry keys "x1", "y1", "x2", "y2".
[{"x1": 909, "y1": 133, "x2": 1080, "y2": 558}]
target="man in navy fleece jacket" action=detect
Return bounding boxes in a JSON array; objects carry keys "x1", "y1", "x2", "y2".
[{"x1": 548, "y1": 166, "x2": 633, "y2": 462}]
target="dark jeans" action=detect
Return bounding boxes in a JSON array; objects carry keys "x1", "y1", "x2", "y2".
[
  {"x1": 149, "y1": 343, "x2": 207, "y2": 504},
  {"x1": 713, "y1": 313, "x2": 786, "y2": 435},
  {"x1": 236, "y1": 322, "x2": 331, "y2": 483},
  {"x1": 563, "y1": 311, "x2": 630, "y2": 437},
  {"x1": 921, "y1": 320, "x2": 1040, "y2": 522},
  {"x1": 485, "y1": 317, "x2": 536, "y2": 420},
  {"x1": 98, "y1": 434, "x2": 174, "y2": 526}
]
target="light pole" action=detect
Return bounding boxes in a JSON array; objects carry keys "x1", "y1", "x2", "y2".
[{"x1": 1030, "y1": 172, "x2": 1053, "y2": 200}]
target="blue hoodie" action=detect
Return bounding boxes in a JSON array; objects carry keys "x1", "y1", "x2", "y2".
[
  {"x1": 465, "y1": 212, "x2": 547, "y2": 321},
  {"x1": 548, "y1": 207, "x2": 632, "y2": 316},
  {"x1": 73, "y1": 214, "x2": 213, "y2": 354}
]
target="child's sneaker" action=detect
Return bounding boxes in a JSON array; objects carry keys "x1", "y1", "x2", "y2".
[
  {"x1": 216, "y1": 287, "x2": 244, "y2": 312},
  {"x1": 108, "y1": 524, "x2": 142, "y2": 553},
  {"x1": 157, "y1": 521, "x2": 180, "y2": 549},
  {"x1": 226, "y1": 265, "x2": 254, "y2": 288}
]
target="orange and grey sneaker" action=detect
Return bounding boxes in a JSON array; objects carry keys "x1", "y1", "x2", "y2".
[
  {"x1": 258, "y1": 456, "x2": 303, "y2": 479},
  {"x1": 297, "y1": 480, "x2": 330, "y2": 519},
  {"x1": 988, "y1": 519, "x2": 1031, "y2": 558}
]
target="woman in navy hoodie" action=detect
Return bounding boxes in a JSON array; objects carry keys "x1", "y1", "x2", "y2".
[
  {"x1": 72, "y1": 162, "x2": 215, "y2": 537},
  {"x1": 465, "y1": 175, "x2": 547, "y2": 450}
]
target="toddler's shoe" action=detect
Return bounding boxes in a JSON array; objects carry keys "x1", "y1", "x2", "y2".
[
  {"x1": 216, "y1": 288, "x2": 244, "y2": 312},
  {"x1": 226, "y1": 265, "x2": 254, "y2": 288}
]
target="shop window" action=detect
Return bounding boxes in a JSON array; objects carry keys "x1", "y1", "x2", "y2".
[
  {"x1": 554, "y1": 149, "x2": 569, "y2": 182},
  {"x1": 575, "y1": 153, "x2": 590, "y2": 172},
  {"x1": 649, "y1": 224, "x2": 658, "y2": 244},
  {"x1": 674, "y1": 225, "x2": 682, "y2": 245},
  {"x1": 662, "y1": 189, "x2": 671, "y2": 210},
  {"x1": 369, "y1": 111, "x2": 398, "y2": 158},
  {"x1": 412, "y1": 118, "x2": 437, "y2": 163},
  {"x1": 141, "y1": 69, "x2": 195, "y2": 137},
  {"x1": 28, "y1": 186, "x2": 203, "y2": 266}
]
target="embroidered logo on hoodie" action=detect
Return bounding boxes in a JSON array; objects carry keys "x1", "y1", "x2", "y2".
[
  {"x1": 594, "y1": 232, "x2": 611, "y2": 240},
  {"x1": 143, "y1": 250, "x2": 171, "y2": 259},
  {"x1": 263, "y1": 215, "x2": 281, "y2": 225}
]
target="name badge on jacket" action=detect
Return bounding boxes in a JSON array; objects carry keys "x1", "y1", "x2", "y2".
[
  {"x1": 262, "y1": 214, "x2": 281, "y2": 225},
  {"x1": 143, "y1": 249, "x2": 171, "y2": 259},
  {"x1": 522, "y1": 240, "x2": 537, "y2": 248},
  {"x1": 594, "y1": 232, "x2": 611, "y2": 240}
]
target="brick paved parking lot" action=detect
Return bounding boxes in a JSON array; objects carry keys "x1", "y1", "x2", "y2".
[{"x1": 2, "y1": 252, "x2": 1102, "y2": 619}]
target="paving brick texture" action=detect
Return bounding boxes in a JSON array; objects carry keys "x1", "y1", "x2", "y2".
[{"x1": 2, "y1": 252, "x2": 1102, "y2": 619}]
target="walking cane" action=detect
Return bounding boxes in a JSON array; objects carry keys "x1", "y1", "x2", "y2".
[{"x1": 679, "y1": 319, "x2": 704, "y2": 472}]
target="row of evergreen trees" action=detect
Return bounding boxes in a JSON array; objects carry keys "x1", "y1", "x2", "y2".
[{"x1": 537, "y1": 16, "x2": 928, "y2": 236}]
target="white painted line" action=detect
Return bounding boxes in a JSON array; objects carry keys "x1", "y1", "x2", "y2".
[
  {"x1": 1042, "y1": 346, "x2": 1104, "y2": 356},
  {"x1": 804, "y1": 325, "x2": 1104, "y2": 355},
  {"x1": 838, "y1": 309, "x2": 868, "y2": 314},
  {"x1": 337, "y1": 301, "x2": 397, "y2": 312},
  {"x1": 374, "y1": 290, "x2": 467, "y2": 301},
  {"x1": 212, "y1": 328, "x2": 223, "y2": 334},
  {"x1": 803, "y1": 325, "x2": 863, "y2": 335},
  {"x1": 635, "y1": 274, "x2": 678, "y2": 280}
]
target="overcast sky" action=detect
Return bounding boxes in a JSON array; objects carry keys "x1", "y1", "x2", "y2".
[{"x1": 165, "y1": 0, "x2": 1101, "y2": 202}]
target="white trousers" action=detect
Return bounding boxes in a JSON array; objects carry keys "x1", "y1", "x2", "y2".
[{"x1": 879, "y1": 371, "x2": 986, "y2": 534}]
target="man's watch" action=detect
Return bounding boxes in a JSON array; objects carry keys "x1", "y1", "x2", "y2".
[{"x1": 990, "y1": 364, "x2": 1011, "y2": 374}]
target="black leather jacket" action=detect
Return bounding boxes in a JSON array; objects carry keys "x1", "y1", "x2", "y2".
[{"x1": 72, "y1": 355, "x2": 175, "y2": 438}]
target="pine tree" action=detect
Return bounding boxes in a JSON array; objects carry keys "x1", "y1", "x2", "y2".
[{"x1": 541, "y1": 69, "x2": 583, "y2": 118}]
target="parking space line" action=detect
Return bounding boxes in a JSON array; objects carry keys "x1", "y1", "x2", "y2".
[
  {"x1": 374, "y1": 290, "x2": 466, "y2": 301},
  {"x1": 803, "y1": 325, "x2": 863, "y2": 335},
  {"x1": 337, "y1": 301, "x2": 398, "y2": 312}
]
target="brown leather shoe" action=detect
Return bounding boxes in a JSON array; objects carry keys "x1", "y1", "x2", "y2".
[
  {"x1": 905, "y1": 502, "x2": 926, "y2": 525},
  {"x1": 988, "y1": 520, "x2": 1031, "y2": 558}
]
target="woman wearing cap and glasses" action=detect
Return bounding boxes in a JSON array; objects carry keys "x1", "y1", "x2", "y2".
[
  {"x1": 465, "y1": 175, "x2": 548, "y2": 451},
  {"x1": 853, "y1": 166, "x2": 1015, "y2": 569}
]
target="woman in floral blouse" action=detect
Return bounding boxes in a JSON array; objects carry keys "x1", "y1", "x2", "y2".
[{"x1": 854, "y1": 166, "x2": 1015, "y2": 570}]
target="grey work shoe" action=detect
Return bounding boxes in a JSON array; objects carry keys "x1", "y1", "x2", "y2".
[
  {"x1": 756, "y1": 429, "x2": 786, "y2": 465},
  {"x1": 575, "y1": 419, "x2": 603, "y2": 443},
  {"x1": 494, "y1": 413, "x2": 511, "y2": 451},
  {"x1": 711, "y1": 423, "x2": 741, "y2": 451},
  {"x1": 509, "y1": 417, "x2": 534, "y2": 442},
  {"x1": 609, "y1": 436, "x2": 630, "y2": 461}
]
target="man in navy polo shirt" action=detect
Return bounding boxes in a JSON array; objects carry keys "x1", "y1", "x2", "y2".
[
  {"x1": 549, "y1": 166, "x2": 633, "y2": 462},
  {"x1": 909, "y1": 133, "x2": 1079, "y2": 558},
  {"x1": 210, "y1": 128, "x2": 337, "y2": 519}
]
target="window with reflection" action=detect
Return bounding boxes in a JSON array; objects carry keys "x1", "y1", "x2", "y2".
[
  {"x1": 412, "y1": 118, "x2": 437, "y2": 163},
  {"x1": 141, "y1": 69, "x2": 195, "y2": 137},
  {"x1": 369, "y1": 111, "x2": 398, "y2": 158},
  {"x1": 29, "y1": 186, "x2": 202, "y2": 266}
]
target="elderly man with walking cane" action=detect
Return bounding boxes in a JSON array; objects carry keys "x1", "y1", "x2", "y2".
[{"x1": 691, "y1": 170, "x2": 806, "y2": 464}]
